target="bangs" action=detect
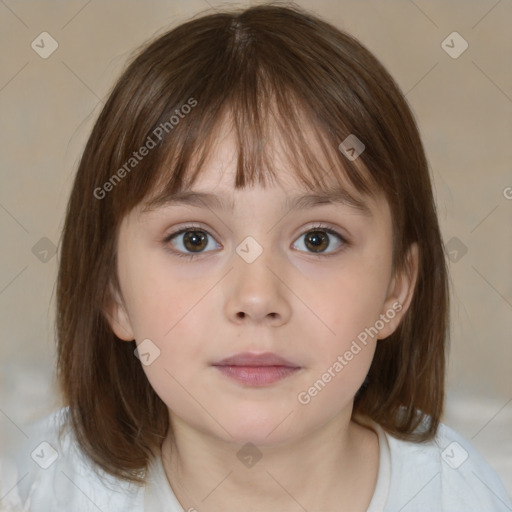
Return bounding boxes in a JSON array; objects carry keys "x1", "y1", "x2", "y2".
[{"x1": 142, "y1": 87, "x2": 378, "y2": 213}]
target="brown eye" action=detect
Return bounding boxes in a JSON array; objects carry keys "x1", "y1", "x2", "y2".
[
  {"x1": 304, "y1": 230, "x2": 329, "y2": 253},
  {"x1": 182, "y1": 230, "x2": 208, "y2": 252},
  {"x1": 166, "y1": 227, "x2": 220, "y2": 256},
  {"x1": 292, "y1": 227, "x2": 346, "y2": 255}
]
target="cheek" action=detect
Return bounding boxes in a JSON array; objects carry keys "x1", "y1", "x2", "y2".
[
  {"x1": 118, "y1": 243, "x2": 202, "y2": 338},
  {"x1": 124, "y1": 267, "x2": 214, "y2": 414},
  {"x1": 301, "y1": 253, "x2": 392, "y2": 345},
  {"x1": 294, "y1": 249, "x2": 391, "y2": 397},
  {"x1": 294, "y1": 269, "x2": 382, "y2": 417},
  {"x1": 119, "y1": 249, "x2": 215, "y2": 368}
]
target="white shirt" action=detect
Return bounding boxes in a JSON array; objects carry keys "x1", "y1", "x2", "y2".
[{"x1": 1, "y1": 407, "x2": 511, "y2": 511}]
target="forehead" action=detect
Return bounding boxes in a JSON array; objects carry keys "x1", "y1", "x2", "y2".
[{"x1": 141, "y1": 115, "x2": 385, "y2": 217}]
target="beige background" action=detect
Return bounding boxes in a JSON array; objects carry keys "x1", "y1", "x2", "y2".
[{"x1": 1, "y1": 0, "x2": 511, "y2": 499}]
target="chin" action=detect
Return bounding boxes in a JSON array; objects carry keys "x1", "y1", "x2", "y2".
[{"x1": 213, "y1": 406, "x2": 300, "y2": 447}]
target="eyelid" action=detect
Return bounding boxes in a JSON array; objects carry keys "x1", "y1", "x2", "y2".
[
  {"x1": 163, "y1": 222, "x2": 219, "y2": 240},
  {"x1": 297, "y1": 222, "x2": 349, "y2": 241}
]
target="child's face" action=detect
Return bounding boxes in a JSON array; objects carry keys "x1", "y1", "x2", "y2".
[{"x1": 108, "y1": 121, "x2": 417, "y2": 446}]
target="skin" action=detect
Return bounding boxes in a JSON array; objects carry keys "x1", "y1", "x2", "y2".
[{"x1": 107, "y1": 118, "x2": 418, "y2": 512}]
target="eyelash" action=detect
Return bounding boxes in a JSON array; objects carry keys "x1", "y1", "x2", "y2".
[{"x1": 162, "y1": 223, "x2": 350, "y2": 260}]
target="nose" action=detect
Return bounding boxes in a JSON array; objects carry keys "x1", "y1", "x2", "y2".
[{"x1": 224, "y1": 243, "x2": 292, "y2": 326}]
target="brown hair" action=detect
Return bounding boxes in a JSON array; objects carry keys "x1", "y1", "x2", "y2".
[{"x1": 56, "y1": 2, "x2": 449, "y2": 485}]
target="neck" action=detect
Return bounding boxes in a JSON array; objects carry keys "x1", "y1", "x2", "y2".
[{"x1": 160, "y1": 411, "x2": 379, "y2": 512}]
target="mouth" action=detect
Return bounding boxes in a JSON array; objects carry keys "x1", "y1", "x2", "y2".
[{"x1": 212, "y1": 352, "x2": 302, "y2": 387}]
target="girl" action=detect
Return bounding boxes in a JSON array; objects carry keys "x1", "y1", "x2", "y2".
[{"x1": 1, "y1": 3, "x2": 510, "y2": 511}]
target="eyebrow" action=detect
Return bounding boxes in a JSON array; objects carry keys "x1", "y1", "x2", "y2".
[{"x1": 142, "y1": 189, "x2": 372, "y2": 216}]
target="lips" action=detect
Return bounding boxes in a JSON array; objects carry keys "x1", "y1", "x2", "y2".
[
  {"x1": 213, "y1": 352, "x2": 300, "y2": 368},
  {"x1": 212, "y1": 352, "x2": 302, "y2": 386}
]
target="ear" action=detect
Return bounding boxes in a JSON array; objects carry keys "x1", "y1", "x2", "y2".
[
  {"x1": 377, "y1": 242, "x2": 419, "y2": 340},
  {"x1": 103, "y1": 281, "x2": 135, "y2": 342}
]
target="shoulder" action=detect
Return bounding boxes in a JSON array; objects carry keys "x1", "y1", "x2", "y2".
[
  {"x1": 383, "y1": 420, "x2": 512, "y2": 511},
  {"x1": 0, "y1": 407, "x2": 145, "y2": 512}
]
